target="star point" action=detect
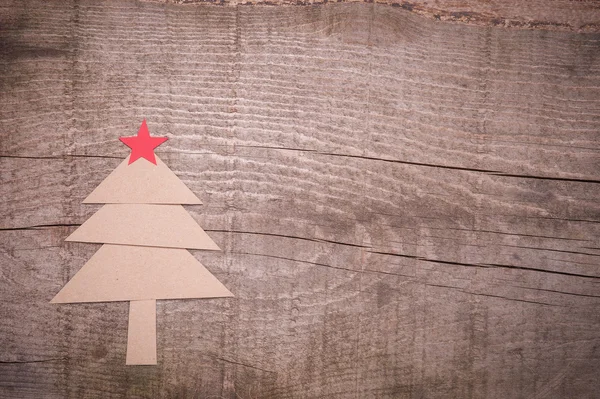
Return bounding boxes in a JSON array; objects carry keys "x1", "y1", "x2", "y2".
[{"x1": 120, "y1": 120, "x2": 168, "y2": 165}]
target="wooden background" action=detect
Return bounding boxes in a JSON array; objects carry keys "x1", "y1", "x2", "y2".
[{"x1": 1, "y1": 1, "x2": 599, "y2": 398}]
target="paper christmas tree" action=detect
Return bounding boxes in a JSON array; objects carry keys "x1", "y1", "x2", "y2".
[{"x1": 52, "y1": 120, "x2": 233, "y2": 365}]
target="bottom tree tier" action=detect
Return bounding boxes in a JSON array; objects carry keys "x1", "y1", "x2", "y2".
[{"x1": 51, "y1": 244, "x2": 233, "y2": 303}]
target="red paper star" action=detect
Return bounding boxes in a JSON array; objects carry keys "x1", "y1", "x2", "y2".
[{"x1": 120, "y1": 120, "x2": 168, "y2": 165}]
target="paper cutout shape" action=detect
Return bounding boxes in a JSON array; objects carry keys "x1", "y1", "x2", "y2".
[
  {"x1": 52, "y1": 121, "x2": 232, "y2": 366},
  {"x1": 84, "y1": 155, "x2": 201, "y2": 204},
  {"x1": 126, "y1": 300, "x2": 157, "y2": 365},
  {"x1": 66, "y1": 204, "x2": 220, "y2": 250},
  {"x1": 120, "y1": 119, "x2": 168, "y2": 165},
  {"x1": 51, "y1": 245, "x2": 233, "y2": 303}
]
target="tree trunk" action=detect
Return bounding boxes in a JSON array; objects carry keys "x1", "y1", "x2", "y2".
[{"x1": 126, "y1": 300, "x2": 157, "y2": 365}]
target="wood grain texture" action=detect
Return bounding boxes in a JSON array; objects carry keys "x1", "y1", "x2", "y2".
[
  {"x1": 1, "y1": 1, "x2": 600, "y2": 398},
  {"x1": 162, "y1": 0, "x2": 600, "y2": 33}
]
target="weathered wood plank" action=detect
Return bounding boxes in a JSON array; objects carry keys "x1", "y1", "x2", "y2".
[
  {"x1": 163, "y1": 0, "x2": 600, "y2": 33},
  {"x1": 1, "y1": 1, "x2": 599, "y2": 398}
]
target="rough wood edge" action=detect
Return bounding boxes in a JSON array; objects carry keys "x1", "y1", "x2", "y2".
[{"x1": 141, "y1": 0, "x2": 600, "y2": 33}]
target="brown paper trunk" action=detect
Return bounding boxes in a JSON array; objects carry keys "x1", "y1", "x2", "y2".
[{"x1": 126, "y1": 300, "x2": 157, "y2": 365}]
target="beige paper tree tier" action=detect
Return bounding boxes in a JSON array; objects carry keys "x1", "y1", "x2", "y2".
[{"x1": 52, "y1": 121, "x2": 232, "y2": 365}]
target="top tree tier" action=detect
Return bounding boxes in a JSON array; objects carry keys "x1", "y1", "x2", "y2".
[{"x1": 84, "y1": 155, "x2": 202, "y2": 205}]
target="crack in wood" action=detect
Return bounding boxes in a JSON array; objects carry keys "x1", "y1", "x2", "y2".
[
  {"x1": 3, "y1": 147, "x2": 598, "y2": 184},
  {"x1": 214, "y1": 357, "x2": 277, "y2": 374},
  {"x1": 513, "y1": 286, "x2": 600, "y2": 299},
  {"x1": 0, "y1": 154, "x2": 122, "y2": 160},
  {"x1": 485, "y1": 263, "x2": 600, "y2": 280},
  {"x1": 0, "y1": 358, "x2": 68, "y2": 364},
  {"x1": 499, "y1": 244, "x2": 600, "y2": 258},
  {"x1": 0, "y1": 224, "x2": 80, "y2": 232}
]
